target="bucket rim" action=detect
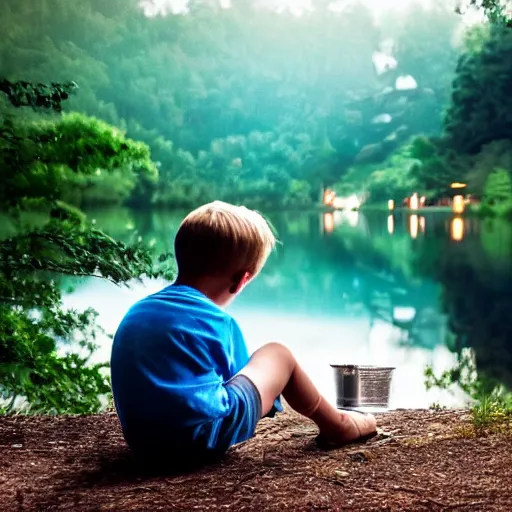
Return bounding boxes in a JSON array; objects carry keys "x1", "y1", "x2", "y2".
[{"x1": 330, "y1": 364, "x2": 396, "y2": 371}]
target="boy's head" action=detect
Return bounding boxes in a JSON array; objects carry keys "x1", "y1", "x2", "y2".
[{"x1": 174, "y1": 201, "x2": 276, "y2": 301}]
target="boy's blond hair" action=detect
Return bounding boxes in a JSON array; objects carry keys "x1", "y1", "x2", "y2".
[{"x1": 174, "y1": 201, "x2": 276, "y2": 279}]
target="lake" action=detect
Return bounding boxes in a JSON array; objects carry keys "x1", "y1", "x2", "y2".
[{"x1": 63, "y1": 207, "x2": 512, "y2": 409}]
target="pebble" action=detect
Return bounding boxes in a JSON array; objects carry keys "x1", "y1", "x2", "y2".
[{"x1": 348, "y1": 450, "x2": 371, "y2": 462}]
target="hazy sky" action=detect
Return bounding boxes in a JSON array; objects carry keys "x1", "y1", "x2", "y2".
[
  {"x1": 143, "y1": 0, "x2": 438, "y2": 16},
  {"x1": 141, "y1": 0, "x2": 483, "y2": 24}
]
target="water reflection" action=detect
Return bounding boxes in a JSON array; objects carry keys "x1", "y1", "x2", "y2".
[
  {"x1": 409, "y1": 214, "x2": 418, "y2": 239},
  {"x1": 419, "y1": 216, "x2": 426, "y2": 234},
  {"x1": 323, "y1": 212, "x2": 334, "y2": 234},
  {"x1": 63, "y1": 208, "x2": 512, "y2": 408},
  {"x1": 387, "y1": 215, "x2": 394, "y2": 234},
  {"x1": 338, "y1": 210, "x2": 359, "y2": 228},
  {"x1": 451, "y1": 217, "x2": 464, "y2": 242}
]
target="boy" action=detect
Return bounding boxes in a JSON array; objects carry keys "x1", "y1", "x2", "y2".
[{"x1": 110, "y1": 201, "x2": 376, "y2": 463}]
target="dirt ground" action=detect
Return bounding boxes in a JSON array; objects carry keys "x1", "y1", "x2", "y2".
[{"x1": 1, "y1": 409, "x2": 511, "y2": 511}]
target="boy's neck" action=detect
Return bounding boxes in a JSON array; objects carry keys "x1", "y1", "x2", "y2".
[{"x1": 175, "y1": 275, "x2": 234, "y2": 307}]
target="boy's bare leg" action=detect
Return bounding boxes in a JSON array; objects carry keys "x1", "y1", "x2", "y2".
[{"x1": 237, "y1": 342, "x2": 377, "y2": 445}]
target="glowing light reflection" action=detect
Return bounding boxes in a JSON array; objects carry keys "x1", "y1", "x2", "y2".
[
  {"x1": 409, "y1": 214, "x2": 418, "y2": 239},
  {"x1": 323, "y1": 213, "x2": 334, "y2": 233},
  {"x1": 387, "y1": 215, "x2": 394, "y2": 234},
  {"x1": 419, "y1": 216, "x2": 426, "y2": 233},
  {"x1": 451, "y1": 217, "x2": 464, "y2": 242}
]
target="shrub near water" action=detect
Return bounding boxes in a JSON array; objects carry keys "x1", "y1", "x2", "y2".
[
  {"x1": 425, "y1": 351, "x2": 512, "y2": 435},
  {"x1": 480, "y1": 168, "x2": 512, "y2": 218},
  {"x1": 0, "y1": 80, "x2": 173, "y2": 414}
]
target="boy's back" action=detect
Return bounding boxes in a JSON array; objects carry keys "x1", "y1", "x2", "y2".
[
  {"x1": 110, "y1": 283, "x2": 249, "y2": 449},
  {"x1": 110, "y1": 201, "x2": 376, "y2": 462}
]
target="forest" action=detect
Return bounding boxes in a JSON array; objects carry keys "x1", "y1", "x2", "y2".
[
  {"x1": 2, "y1": 0, "x2": 467, "y2": 210},
  {"x1": 1, "y1": 0, "x2": 512, "y2": 413}
]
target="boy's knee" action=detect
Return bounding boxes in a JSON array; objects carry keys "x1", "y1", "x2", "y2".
[{"x1": 261, "y1": 342, "x2": 294, "y2": 361}]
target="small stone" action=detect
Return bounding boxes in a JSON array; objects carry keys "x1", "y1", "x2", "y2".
[
  {"x1": 335, "y1": 470, "x2": 349, "y2": 477},
  {"x1": 348, "y1": 450, "x2": 371, "y2": 462},
  {"x1": 11, "y1": 444, "x2": 22, "y2": 448}
]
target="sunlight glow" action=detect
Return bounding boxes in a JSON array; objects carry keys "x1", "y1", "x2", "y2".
[{"x1": 142, "y1": 0, "x2": 472, "y2": 20}]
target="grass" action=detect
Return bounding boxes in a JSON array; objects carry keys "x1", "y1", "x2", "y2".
[
  {"x1": 428, "y1": 398, "x2": 512, "y2": 438},
  {"x1": 470, "y1": 395, "x2": 512, "y2": 434},
  {"x1": 425, "y1": 360, "x2": 512, "y2": 436}
]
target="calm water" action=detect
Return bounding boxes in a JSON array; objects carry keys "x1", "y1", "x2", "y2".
[{"x1": 63, "y1": 208, "x2": 512, "y2": 409}]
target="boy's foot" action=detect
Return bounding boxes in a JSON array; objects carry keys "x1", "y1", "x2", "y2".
[{"x1": 315, "y1": 410, "x2": 377, "y2": 449}]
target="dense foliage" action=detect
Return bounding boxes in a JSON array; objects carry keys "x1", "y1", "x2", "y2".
[
  {"x1": 332, "y1": 0, "x2": 512, "y2": 208},
  {"x1": 1, "y1": 0, "x2": 462, "y2": 209},
  {"x1": 0, "y1": 81, "x2": 172, "y2": 413},
  {"x1": 405, "y1": 13, "x2": 512, "y2": 213}
]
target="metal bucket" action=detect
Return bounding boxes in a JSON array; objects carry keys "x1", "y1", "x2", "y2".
[{"x1": 331, "y1": 365, "x2": 395, "y2": 409}]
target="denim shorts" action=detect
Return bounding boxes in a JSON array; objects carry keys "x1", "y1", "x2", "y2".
[
  {"x1": 130, "y1": 375, "x2": 266, "y2": 466},
  {"x1": 194, "y1": 374, "x2": 263, "y2": 455}
]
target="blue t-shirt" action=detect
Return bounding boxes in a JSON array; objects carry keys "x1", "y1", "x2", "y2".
[{"x1": 110, "y1": 284, "x2": 278, "y2": 446}]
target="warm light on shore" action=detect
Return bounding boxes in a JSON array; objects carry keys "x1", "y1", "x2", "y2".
[
  {"x1": 450, "y1": 182, "x2": 467, "y2": 189},
  {"x1": 388, "y1": 199, "x2": 395, "y2": 211},
  {"x1": 453, "y1": 195, "x2": 465, "y2": 214},
  {"x1": 410, "y1": 193, "x2": 419, "y2": 210},
  {"x1": 324, "y1": 189, "x2": 335, "y2": 206}
]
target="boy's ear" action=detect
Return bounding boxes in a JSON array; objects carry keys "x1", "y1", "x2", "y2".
[{"x1": 229, "y1": 271, "x2": 252, "y2": 294}]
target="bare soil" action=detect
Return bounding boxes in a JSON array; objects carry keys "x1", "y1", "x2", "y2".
[{"x1": 1, "y1": 409, "x2": 511, "y2": 511}]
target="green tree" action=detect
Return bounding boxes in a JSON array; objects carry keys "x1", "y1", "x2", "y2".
[
  {"x1": 0, "y1": 79, "x2": 172, "y2": 414},
  {"x1": 484, "y1": 168, "x2": 512, "y2": 204},
  {"x1": 445, "y1": 26, "x2": 512, "y2": 155},
  {"x1": 458, "y1": 0, "x2": 512, "y2": 25},
  {"x1": 481, "y1": 168, "x2": 512, "y2": 216}
]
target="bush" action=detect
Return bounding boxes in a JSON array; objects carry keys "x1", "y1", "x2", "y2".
[{"x1": 0, "y1": 80, "x2": 173, "y2": 414}]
